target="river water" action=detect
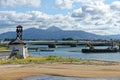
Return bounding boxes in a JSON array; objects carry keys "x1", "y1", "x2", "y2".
[
  {"x1": 28, "y1": 45, "x2": 120, "y2": 62},
  {"x1": 23, "y1": 75, "x2": 120, "y2": 80}
]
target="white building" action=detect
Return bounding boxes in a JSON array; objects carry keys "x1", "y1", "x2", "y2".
[{"x1": 9, "y1": 25, "x2": 28, "y2": 59}]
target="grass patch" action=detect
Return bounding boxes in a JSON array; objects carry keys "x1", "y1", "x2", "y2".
[
  {"x1": 0, "y1": 45, "x2": 9, "y2": 50},
  {"x1": 0, "y1": 56, "x2": 82, "y2": 64},
  {"x1": 0, "y1": 56, "x2": 118, "y2": 65},
  {"x1": 45, "y1": 56, "x2": 81, "y2": 63}
]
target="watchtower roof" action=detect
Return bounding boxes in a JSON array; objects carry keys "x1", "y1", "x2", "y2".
[
  {"x1": 9, "y1": 25, "x2": 25, "y2": 45},
  {"x1": 17, "y1": 25, "x2": 23, "y2": 28},
  {"x1": 9, "y1": 38, "x2": 26, "y2": 45}
]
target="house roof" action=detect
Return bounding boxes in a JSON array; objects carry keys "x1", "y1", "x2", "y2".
[{"x1": 9, "y1": 38, "x2": 26, "y2": 45}]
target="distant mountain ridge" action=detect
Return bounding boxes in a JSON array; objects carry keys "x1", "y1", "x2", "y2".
[
  {"x1": 46, "y1": 26, "x2": 62, "y2": 31},
  {"x1": 0, "y1": 26, "x2": 119, "y2": 40}
]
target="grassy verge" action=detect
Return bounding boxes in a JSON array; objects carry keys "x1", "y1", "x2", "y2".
[
  {"x1": 0, "y1": 45, "x2": 9, "y2": 50},
  {"x1": 0, "y1": 56, "x2": 119, "y2": 65},
  {"x1": 0, "y1": 56, "x2": 82, "y2": 64}
]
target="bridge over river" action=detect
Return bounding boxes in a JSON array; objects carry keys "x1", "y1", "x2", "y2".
[{"x1": 1, "y1": 40, "x2": 111, "y2": 48}]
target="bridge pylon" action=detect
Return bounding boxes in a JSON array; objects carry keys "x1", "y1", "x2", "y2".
[{"x1": 48, "y1": 43, "x2": 56, "y2": 48}]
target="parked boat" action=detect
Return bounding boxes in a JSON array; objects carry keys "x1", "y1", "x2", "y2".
[
  {"x1": 82, "y1": 48, "x2": 118, "y2": 53},
  {"x1": 28, "y1": 47, "x2": 54, "y2": 52},
  {"x1": 40, "y1": 48, "x2": 54, "y2": 52},
  {"x1": 82, "y1": 42, "x2": 119, "y2": 53}
]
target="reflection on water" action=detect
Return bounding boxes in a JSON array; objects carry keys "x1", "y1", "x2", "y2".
[{"x1": 23, "y1": 76, "x2": 120, "y2": 80}]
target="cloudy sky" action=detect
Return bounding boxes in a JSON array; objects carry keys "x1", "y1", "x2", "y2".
[{"x1": 0, "y1": 0, "x2": 120, "y2": 35}]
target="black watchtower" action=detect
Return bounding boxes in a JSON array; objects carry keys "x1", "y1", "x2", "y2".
[
  {"x1": 16, "y1": 25, "x2": 23, "y2": 40},
  {"x1": 9, "y1": 25, "x2": 27, "y2": 59}
]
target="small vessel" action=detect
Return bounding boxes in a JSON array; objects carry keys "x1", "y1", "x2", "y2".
[
  {"x1": 28, "y1": 47, "x2": 54, "y2": 52},
  {"x1": 82, "y1": 48, "x2": 118, "y2": 53},
  {"x1": 40, "y1": 48, "x2": 54, "y2": 52},
  {"x1": 82, "y1": 42, "x2": 119, "y2": 53}
]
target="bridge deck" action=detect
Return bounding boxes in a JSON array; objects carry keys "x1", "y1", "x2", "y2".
[{"x1": 1, "y1": 40, "x2": 110, "y2": 45}]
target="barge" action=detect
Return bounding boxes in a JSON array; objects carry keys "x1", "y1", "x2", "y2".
[
  {"x1": 82, "y1": 48, "x2": 118, "y2": 53},
  {"x1": 82, "y1": 42, "x2": 119, "y2": 53}
]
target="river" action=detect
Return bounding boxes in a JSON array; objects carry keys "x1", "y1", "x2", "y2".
[
  {"x1": 23, "y1": 75, "x2": 120, "y2": 80},
  {"x1": 28, "y1": 45, "x2": 120, "y2": 62}
]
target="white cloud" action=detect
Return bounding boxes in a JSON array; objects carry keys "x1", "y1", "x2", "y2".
[
  {"x1": 70, "y1": 0, "x2": 120, "y2": 35},
  {"x1": 55, "y1": 0, "x2": 105, "y2": 9},
  {"x1": 110, "y1": 1, "x2": 120, "y2": 11},
  {"x1": 0, "y1": 11, "x2": 74, "y2": 33},
  {"x1": 0, "y1": 0, "x2": 41, "y2": 7},
  {"x1": 55, "y1": 0, "x2": 73, "y2": 9},
  {"x1": 0, "y1": 0, "x2": 120, "y2": 35}
]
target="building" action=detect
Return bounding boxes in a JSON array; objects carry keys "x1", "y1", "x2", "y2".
[{"x1": 9, "y1": 25, "x2": 28, "y2": 59}]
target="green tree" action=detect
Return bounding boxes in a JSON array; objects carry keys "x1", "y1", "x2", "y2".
[{"x1": 62, "y1": 37, "x2": 74, "y2": 40}]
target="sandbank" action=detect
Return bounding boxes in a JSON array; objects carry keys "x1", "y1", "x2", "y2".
[{"x1": 0, "y1": 61, "x2": 120, "y2": 80}]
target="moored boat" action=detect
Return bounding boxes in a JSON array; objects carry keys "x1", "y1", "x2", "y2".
[
  {"x1": 40, "y1": 48, "x2": 54, "y2": 52},
  {"x1": 82, "y1": 41, "x2": 119, "y2": 53},
  {"x1": 82, "y1": 48, "x2": 118, "y2": 53}
]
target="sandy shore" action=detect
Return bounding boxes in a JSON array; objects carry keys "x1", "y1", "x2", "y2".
[{"x1": 0, "y1": 62, "x2": 120, "y2": 80}]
